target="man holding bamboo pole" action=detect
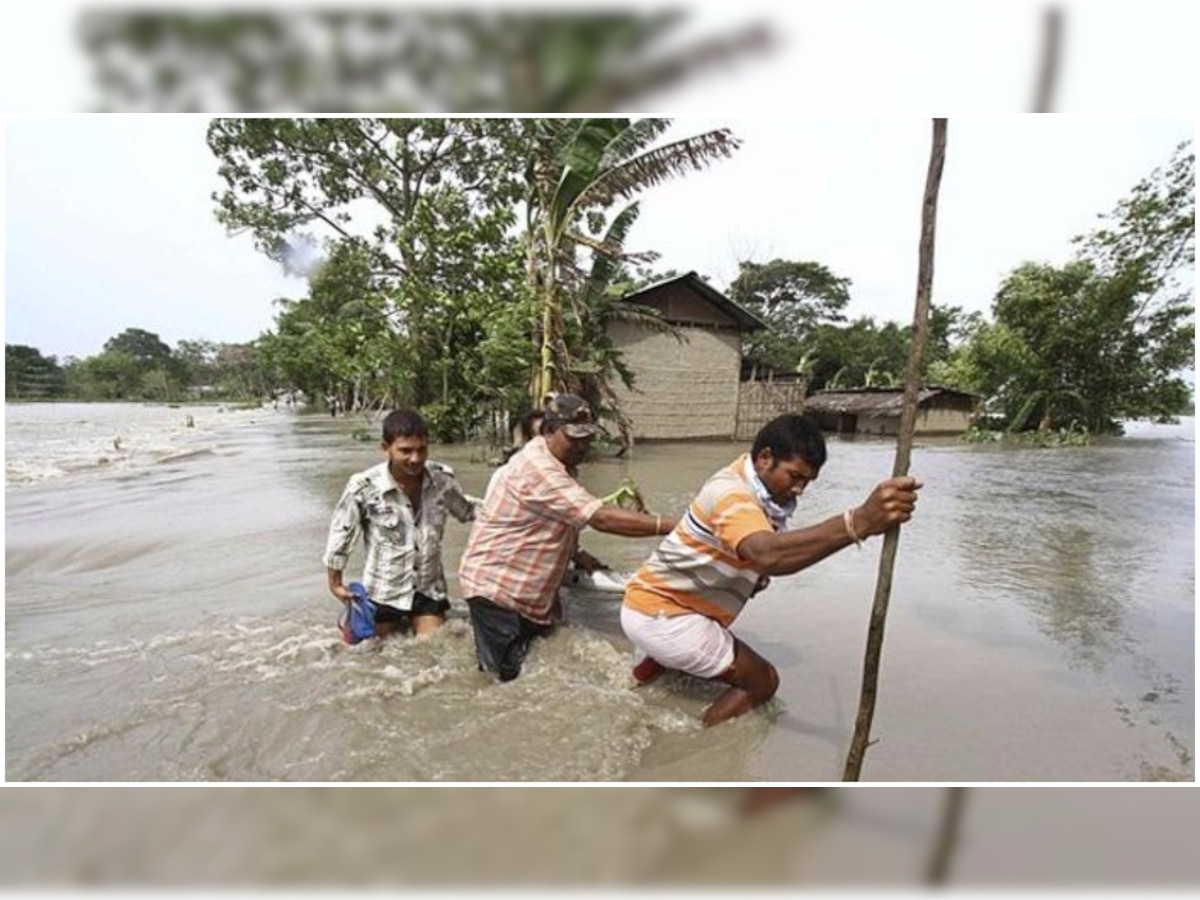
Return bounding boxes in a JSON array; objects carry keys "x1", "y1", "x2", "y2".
[{"x1": 621, "y1": 413, "x2": 922, "y2": 727}]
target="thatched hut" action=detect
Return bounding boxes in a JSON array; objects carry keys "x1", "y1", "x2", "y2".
[
  {"x1": 608, "y1": 272, "x2": 768, "y2": 441},
  {"x1": 803, "y1": 386, "x2": 981, "y2": 436}
]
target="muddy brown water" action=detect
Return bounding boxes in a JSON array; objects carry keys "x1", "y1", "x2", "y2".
[{"x1": 5, "y1": 404, "x2": 1193, "y2": 780}]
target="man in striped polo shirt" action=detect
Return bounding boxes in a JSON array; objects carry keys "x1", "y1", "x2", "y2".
[
  {"x1": 459, "y1": 394, "x2": 678, "y2": 682},
  {"x1": 622, "y1": 413, "x2": 922, "y2": 727}
]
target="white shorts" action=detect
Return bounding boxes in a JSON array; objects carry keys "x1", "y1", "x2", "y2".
[{"x1": 620, "y1": 605, "x2": 736, "y2": 680}]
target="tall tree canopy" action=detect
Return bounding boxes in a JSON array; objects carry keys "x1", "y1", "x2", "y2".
[
  {"x1": 942, "y1": 141, "x2": 1194, "y2": 433},
  {"x1": 728, "y1": 258, "x2": 852, "y2": 374},
  {"x1": 1074, "y1": 140, "x2": 1194, "y2": 289},
  {"x1": 208, "y1": 118, "x2": 528, "y2": 279},
  {"x1": 979, "y1": 259, "x2": 1192, "y2": 432},
  {"x1": 103, "y1": 327, "x2": 174, "y2": 368},
  {"x1": 209, "y1": 118, "x2": 532, "y2": 430}
]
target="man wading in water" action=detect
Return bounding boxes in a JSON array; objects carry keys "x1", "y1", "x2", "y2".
[
  {"x1": 324, "y1": 408, "x2": 475, "y2": 639},
  {"x1": 458, "y1": 394, "x2": 677, "y2": 681},
  {"x1": 621, "y1": 413, "x2": 922, "y2": 726}
]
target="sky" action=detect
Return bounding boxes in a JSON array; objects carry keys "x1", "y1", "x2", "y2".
[
  {"x1": 3, "y1": 115, "x2": 1193, "y2": 363},
  {"x1": 4, "y1": 117, "x2": 302, "y2": 359}
]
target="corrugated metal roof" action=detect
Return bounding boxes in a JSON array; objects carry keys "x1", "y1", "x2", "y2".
[{"x1": 803, "y1": 386, "x2": 980, "y2": 415}]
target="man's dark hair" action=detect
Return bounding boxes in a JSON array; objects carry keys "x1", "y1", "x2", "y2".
[
  {"x1": 751, "y1": 414, "x2": 827, "y2": 469},
  {"x1": 382, "y1": 408, "x2": 428, "y2": 444}
]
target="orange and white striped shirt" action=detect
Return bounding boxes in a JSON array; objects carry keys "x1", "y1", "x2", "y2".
[
  {"x1": 624, "y1": 454, "x2": 774, "y2": 627},
  {"x1": 458, "y1": 436, "x2": 603, "y2": 624}
]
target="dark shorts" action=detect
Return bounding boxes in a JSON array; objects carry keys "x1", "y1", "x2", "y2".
[
  {"x1": 373, "y1": 592, "x2": 451, "y2": 631},
  {"x1": 465, "y1": 596, "x2": 553, "y2": 682}
]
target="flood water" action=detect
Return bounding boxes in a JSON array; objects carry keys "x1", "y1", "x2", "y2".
[{"x1": 4, "y1": 403, "x2": 1194, "y2": 781}]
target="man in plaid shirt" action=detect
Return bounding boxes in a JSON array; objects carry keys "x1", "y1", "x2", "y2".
[
  {"x1": 458, "y1": 394, "x2": 677, "y2": 681},
  {"x1": 324, "y1": 408, "x2": 475, "y2": 639}
]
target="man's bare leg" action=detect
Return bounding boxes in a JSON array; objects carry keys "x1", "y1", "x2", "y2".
[
  {"x1": 412, "y1": 614, "x2": 445, "y2": 637},
  {"x1": 374, "y1": 620, "x2": 399, "y2": 639},
  {"x1": 702, "y1": 638, "x2": 779, "y2": 727}
]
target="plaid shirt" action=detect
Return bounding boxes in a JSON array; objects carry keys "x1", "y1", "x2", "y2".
[
  {"x1": 323, "y1": 460, "x2": 475, "y2": 610},
  {"x1": 458, "y1": 436, "x2": 603, "y2": 624}
]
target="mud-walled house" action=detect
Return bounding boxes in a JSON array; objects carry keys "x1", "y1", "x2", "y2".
[
  {"x1": 608, "y1": 272, "x2": 776, "y2": 441},
  {"x1": 803, "y1": 386, "x2": 982, "y2": 436}
]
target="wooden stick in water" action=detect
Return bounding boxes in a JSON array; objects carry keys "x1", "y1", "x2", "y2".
[{"x1": 842, "y1": 118, "x2": 948, "y2": 781}]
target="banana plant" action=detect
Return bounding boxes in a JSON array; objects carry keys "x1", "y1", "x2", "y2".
[{"x1": 522, "y1": 119, "x2": 741, "y2": 403}]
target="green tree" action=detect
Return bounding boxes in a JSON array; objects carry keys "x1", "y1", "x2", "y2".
[
  {"x1": 990, "y1": 261, "x2": 1192, "y2": 432},
  {"x1": 943, "y1": 142, "x2": 1193, "y2": 433},
  {"x1": 475, "y1": 293, "x2": 543, "y2": 439},
  {"x1": 728, "y1": 259, "x2": 852, "y2": 373},
  {"x1": 253, "y1": 197, "x2": 529, "y2": 439},
  {"x1": 66, "y1": 351, "x2": 143, "y2": 399},
  {"x1": 209, "y1": 118, "x2": 527, "y2": 279},
  {"x1": 211, "y1": 117, "x2": 744, "y2": 437},
  {"x1": 95, "y1": 327, "x2": 187, "y2": 399},
  {"x1": 924, "y1": 304, "x2": 979, "y2": 373},
  {"x1": 256, "y1": 241, "x2": 398, "y2": 408},
  {"x1": 213, "y1": 343, "x2": 268, "y2": 400},
  {"x1": 173, "y1": 338, "x2": 219, "y2": 388},
  {"x1": 805, "y1": 317, "x2": 909, "y2": 391},
  {"x1": 5, "y1": 344, "x2": 66, "y2": 399},
  {"x1": 1074, "y1": 140, "x2": 1194, "y2": 292},
  {"x1": 209, "y1": 118, "x2": 530, "y2": 414},
  {"x1": 103, "y1": 327, "x2": 173, "y2": 368},
  {"x1": 1074, "y1": 139, "x2": 1195, "y2": 425},
  {"x1": 392, "y1": 183, "x2": 528, "y2": 432}
]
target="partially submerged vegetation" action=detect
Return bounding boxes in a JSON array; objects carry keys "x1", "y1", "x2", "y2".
[{"x1": 962, "y1": 422, "x2": 1092, "y2": 447}]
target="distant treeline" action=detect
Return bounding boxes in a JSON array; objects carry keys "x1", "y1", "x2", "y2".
[{"x1": 6, "y1": 329, "x2": 270, "y2": 404}]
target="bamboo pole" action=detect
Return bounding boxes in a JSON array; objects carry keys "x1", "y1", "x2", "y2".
[{"x1": 842, "y1": 119, "x2": 948, "y2": 781}]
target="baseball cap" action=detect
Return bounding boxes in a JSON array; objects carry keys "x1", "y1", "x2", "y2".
[{"x1": 544, "y1": 393, "x2": 602, "y2": 438}]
